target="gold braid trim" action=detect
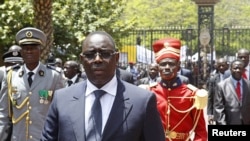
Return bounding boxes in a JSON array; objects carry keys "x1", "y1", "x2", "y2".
[
  {"x1": 14, "y1": 97, "x2": 29, "y2": 109},
  {"x1": 7, "y1": 69, "x2": 13, "y2": 118},
  {"x1": 12, "y1": 111, "x2": 29, "y2": 124}
]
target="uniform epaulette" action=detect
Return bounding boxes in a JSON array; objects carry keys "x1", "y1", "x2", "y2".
[
  {"x1": 149, "y1": 82, "x2": 158, "y2": 88},
  {"x1": 46, "y1": 64, "x2": 62, "y2": 73},
  {"x1": 186, "y1": 84, "x2": 198, "y2": 92},
  {"x1": 6, "y1": 64, "x2": 21, "y2": 72}
]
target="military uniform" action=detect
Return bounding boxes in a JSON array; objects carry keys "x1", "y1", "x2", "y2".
[
  {"x1": 148, "y1": 38, "x2": 208, "y2": 141},
  {"x1": 0, "y1": 27, "x2": 65, "y2": 141},
  {"x1": 150, "y1": 78, "x2": 207, "y2": 141}
]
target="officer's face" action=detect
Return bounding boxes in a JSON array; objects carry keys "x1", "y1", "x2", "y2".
[
  {"x1": 158, "y1": 58, "x2": 179, "y2": 81},
  {"x1": 80, "y1": 33, "x2": 119, "y2": 88},
  {"x1": 20, "y1": 44, "x2": 40, "y2": 65}
]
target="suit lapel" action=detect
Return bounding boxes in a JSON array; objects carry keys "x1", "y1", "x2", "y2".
[
  {"x1": 242, "y1": 79, "x2": 248, "y2": 104},
  {"x1": 102, "y1": 79, "x2": 132, "y2": 140},
  {"x1": 227, "y1": 78, "x2": 239, "y2": 101},
  {"x1": 70, "y1": 81, "x2": 87, "y2": 141}
]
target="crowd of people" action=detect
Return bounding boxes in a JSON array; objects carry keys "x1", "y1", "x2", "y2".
[{"x1": 0, "y1": 26, "x2": 249, "y2": 141}]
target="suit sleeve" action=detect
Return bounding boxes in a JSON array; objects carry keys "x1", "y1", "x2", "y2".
[
  {"x1": 143, "y1": 92, "x2": 165, "y2": 141},
  {"x1": 40, "y1": 91, "x2": 59, "y2": 141},
  {"x1": 0, "y1": 77, "x2": 12, "y2": 140},
  {"x1": 213, "y1": 83, "x2": 226, "y2": 125}
]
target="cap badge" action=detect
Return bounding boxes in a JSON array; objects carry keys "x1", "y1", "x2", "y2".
[
  {"x1": 26, "y1": 31, "x2": 33, "y2": 38},
  {"x1": 164, "y1": 42, "x2": 170, "y2": 48},
  {"x1": 12, "y1": 51, "x2": 18, "y2": 56}
]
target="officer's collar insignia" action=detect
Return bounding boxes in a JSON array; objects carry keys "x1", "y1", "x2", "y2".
[
  {"x1": 19, "y1": 71, "x2": 24, "y2": 77},
  {"x1": 26, "y1": 31, "x2": 33, "y2": 38},
  {"x1": 160, "y1": 77, "x2": 182, "y2": 89},
  {"x1": 39, "y1": 70, "x2": 44, "y2": 76}
]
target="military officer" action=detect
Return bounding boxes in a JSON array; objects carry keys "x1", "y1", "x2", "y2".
[
  {"x1": 0, "y1": 27, "x2": 65, "y2": 141},
  {"x1": 145, "y1": 38, "x2": 208, "y2": 141}
]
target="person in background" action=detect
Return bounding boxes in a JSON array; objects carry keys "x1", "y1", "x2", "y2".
[
  {"x1": 145, "y1": 37, "x2": 208, "y2": 141},
  {"x1": 137, "y1": 62, "x2": 159, "y2": 86},
  {"x1": 0, "y1": 27, "x2": 65, "y2": 141},
  {"x1": 214, "y1": 59, "x2": 250, "y2": 125},
  {"x1": 63, "y1": 60, "x2": 85, "y2": 87},
  {"x1": 1, "y1": 45, "x2": 23, "y2": 68},
  {"x1": 177, "y1": 65, "x2": 194, "y2": 85},
  {"x1": 206, "y1": 57, "x2": 230, "y2": 125},
  {"x1": 54, "y1": 57, "x2": 63, "y2": 68},
  {"x1": 41, "y1": 31, "x2": 165, "y2": 141},
  {"x1": 126, "y1": 61, "x2": 139, "y2": 85},
  {"x1": 237, "y1": 48, "x2": 250, "y2": 80}
]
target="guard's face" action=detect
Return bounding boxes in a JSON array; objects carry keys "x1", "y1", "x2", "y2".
[
  {"x1": 158, "y1": 58, "x2": 179, "y2": 81},
  {"x1": 230, "y1": 61, "x2": 244, "y2": 81},
  {"x1": 80, "y1": 34, "x2": 119, "y2": 88},
  {"x1": 20, "y1": 44, "x2": 40, "y2": 65}
]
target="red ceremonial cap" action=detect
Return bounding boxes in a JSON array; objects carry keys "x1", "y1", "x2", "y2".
[{"x1": 152, "y1": 38, "x2": 181, "y2": 63}]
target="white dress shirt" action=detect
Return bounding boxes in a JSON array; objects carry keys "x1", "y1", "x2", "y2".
[{"x1": 85, "y1": 75, "x2": 117, "y2": 133}]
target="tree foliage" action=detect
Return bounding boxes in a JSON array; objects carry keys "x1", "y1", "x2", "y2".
[{"x1": 1, "y1": 0, "x2": 250, "y2": 63}]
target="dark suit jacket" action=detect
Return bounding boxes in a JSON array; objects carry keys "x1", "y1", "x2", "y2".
[
  {"x1": 41, "y1": 78, "x2": 165, "y2": 141},
  {"x1": 207, "y1": 70, "x2": 230, "y2": 115},
  {"x1": 214, "y1": 77, "x2": 250, "y2": 125},
  {"x1": 180, "y1": 68, "x2": 194, "y2": 85},
  {"x1": 116, "y1": 68, "x2": 134, "y2": 84}
]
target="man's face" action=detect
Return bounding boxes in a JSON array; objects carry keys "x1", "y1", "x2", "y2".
[
  {"x1": 158, "y1": 58, "x2": 179, "y2": 81},
  {"x1": 80, "y1": 34, "x2": 119, "y2": 88},
  {"x1": 148, "y1": 64, "x2": 159, "y2": 79},
  {"x1": 217, "y1": 59, "x2": 228, "y2": 74},
  {"x1": 230, "y1": 61, "x2": 244, "y2": 81},
  {"x1": 63, "y1": 62, "x2": 78, "y2": 79},
  {"x1": 20, "y1": 44, "x2": 40, "y2": 65},
  {"x1": 237, "y1": 51, "x2": 249, "y2": 68}
]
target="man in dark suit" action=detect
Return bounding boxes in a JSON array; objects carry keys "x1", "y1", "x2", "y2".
[
  {"x1": 63, "y1": 60, "x2": 85, "y2": 87},
  {"x1": 237, "y1": 48, "x2": 250, "y2": 80},
  {"x1": 178, "y1": 66, "x2": 194, "y2": 85},
  {"x1": 207, "y1": 57, "x2": 230, "y2": 125},
  {"x1": 214, "y1": 59, "x2": 250, "y2": 125},
  {"x1": 116, "y1": 67, "x2": 134, "y2": 84},
  {"x1": 137, "y1": 63, "x2": 159, "y2": 86},
  {"x1": 41, "y1": 31, "x2": 165, "y2": 141}
]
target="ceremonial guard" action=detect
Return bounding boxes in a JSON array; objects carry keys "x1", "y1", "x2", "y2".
[
  {"x1": 0, "y1": 27, "x2": 65, "y2": 141},
  {"x1": 142, "y1": 38, "x2": 208, "y2": 141}
]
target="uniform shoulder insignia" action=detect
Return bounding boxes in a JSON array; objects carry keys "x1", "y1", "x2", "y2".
[
  {"x1": 46, "y1": 64, "x2": 62, "y2": 73},
  {"x1": 6, "y1": 64, "x2": 21, "y2": 72},
  {"x1": 186, "y1": 84, "x2": 198, "y2": 92},
  {"x1": 149, "y1": 82, "x2": 158, "y2": 87}
]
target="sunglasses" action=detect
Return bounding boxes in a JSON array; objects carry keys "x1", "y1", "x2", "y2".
[{"x1": 82, "y1": 50, "x2": 117, "y2": 60}]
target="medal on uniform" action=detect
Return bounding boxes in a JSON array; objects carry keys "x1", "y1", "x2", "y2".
[
  {"x1": 44, "y1": 90, "x2": 49, "y2": 105},
  {"x1": 39, "y1": 90, "x2": 46, "y2": 104},
  {"x1": 40, "y1": 98, "x2": 44, "y2": 104}
]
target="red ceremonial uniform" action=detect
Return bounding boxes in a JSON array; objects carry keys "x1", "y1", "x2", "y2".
[{"x1": 150, "y1": 78, "x2": 207, "y2": 141}]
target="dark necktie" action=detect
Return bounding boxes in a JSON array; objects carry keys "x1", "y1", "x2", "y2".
[
  {"x1": 236, "y1": 81, "x2": 241, "y2": 101},
  {"x1": 86, "y1": 90, "x2": 106, "y2": 140},
  {"x1": 67, "y1": 80, "x2": 73, "y2": 86},
  {"x1": 28, "y1": 72, "x2": 34, "y2": 87}
]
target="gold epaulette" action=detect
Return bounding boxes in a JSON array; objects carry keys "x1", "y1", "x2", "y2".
[{"x1": 186, "y1": 84, "x2": 208, "y2": 109}]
